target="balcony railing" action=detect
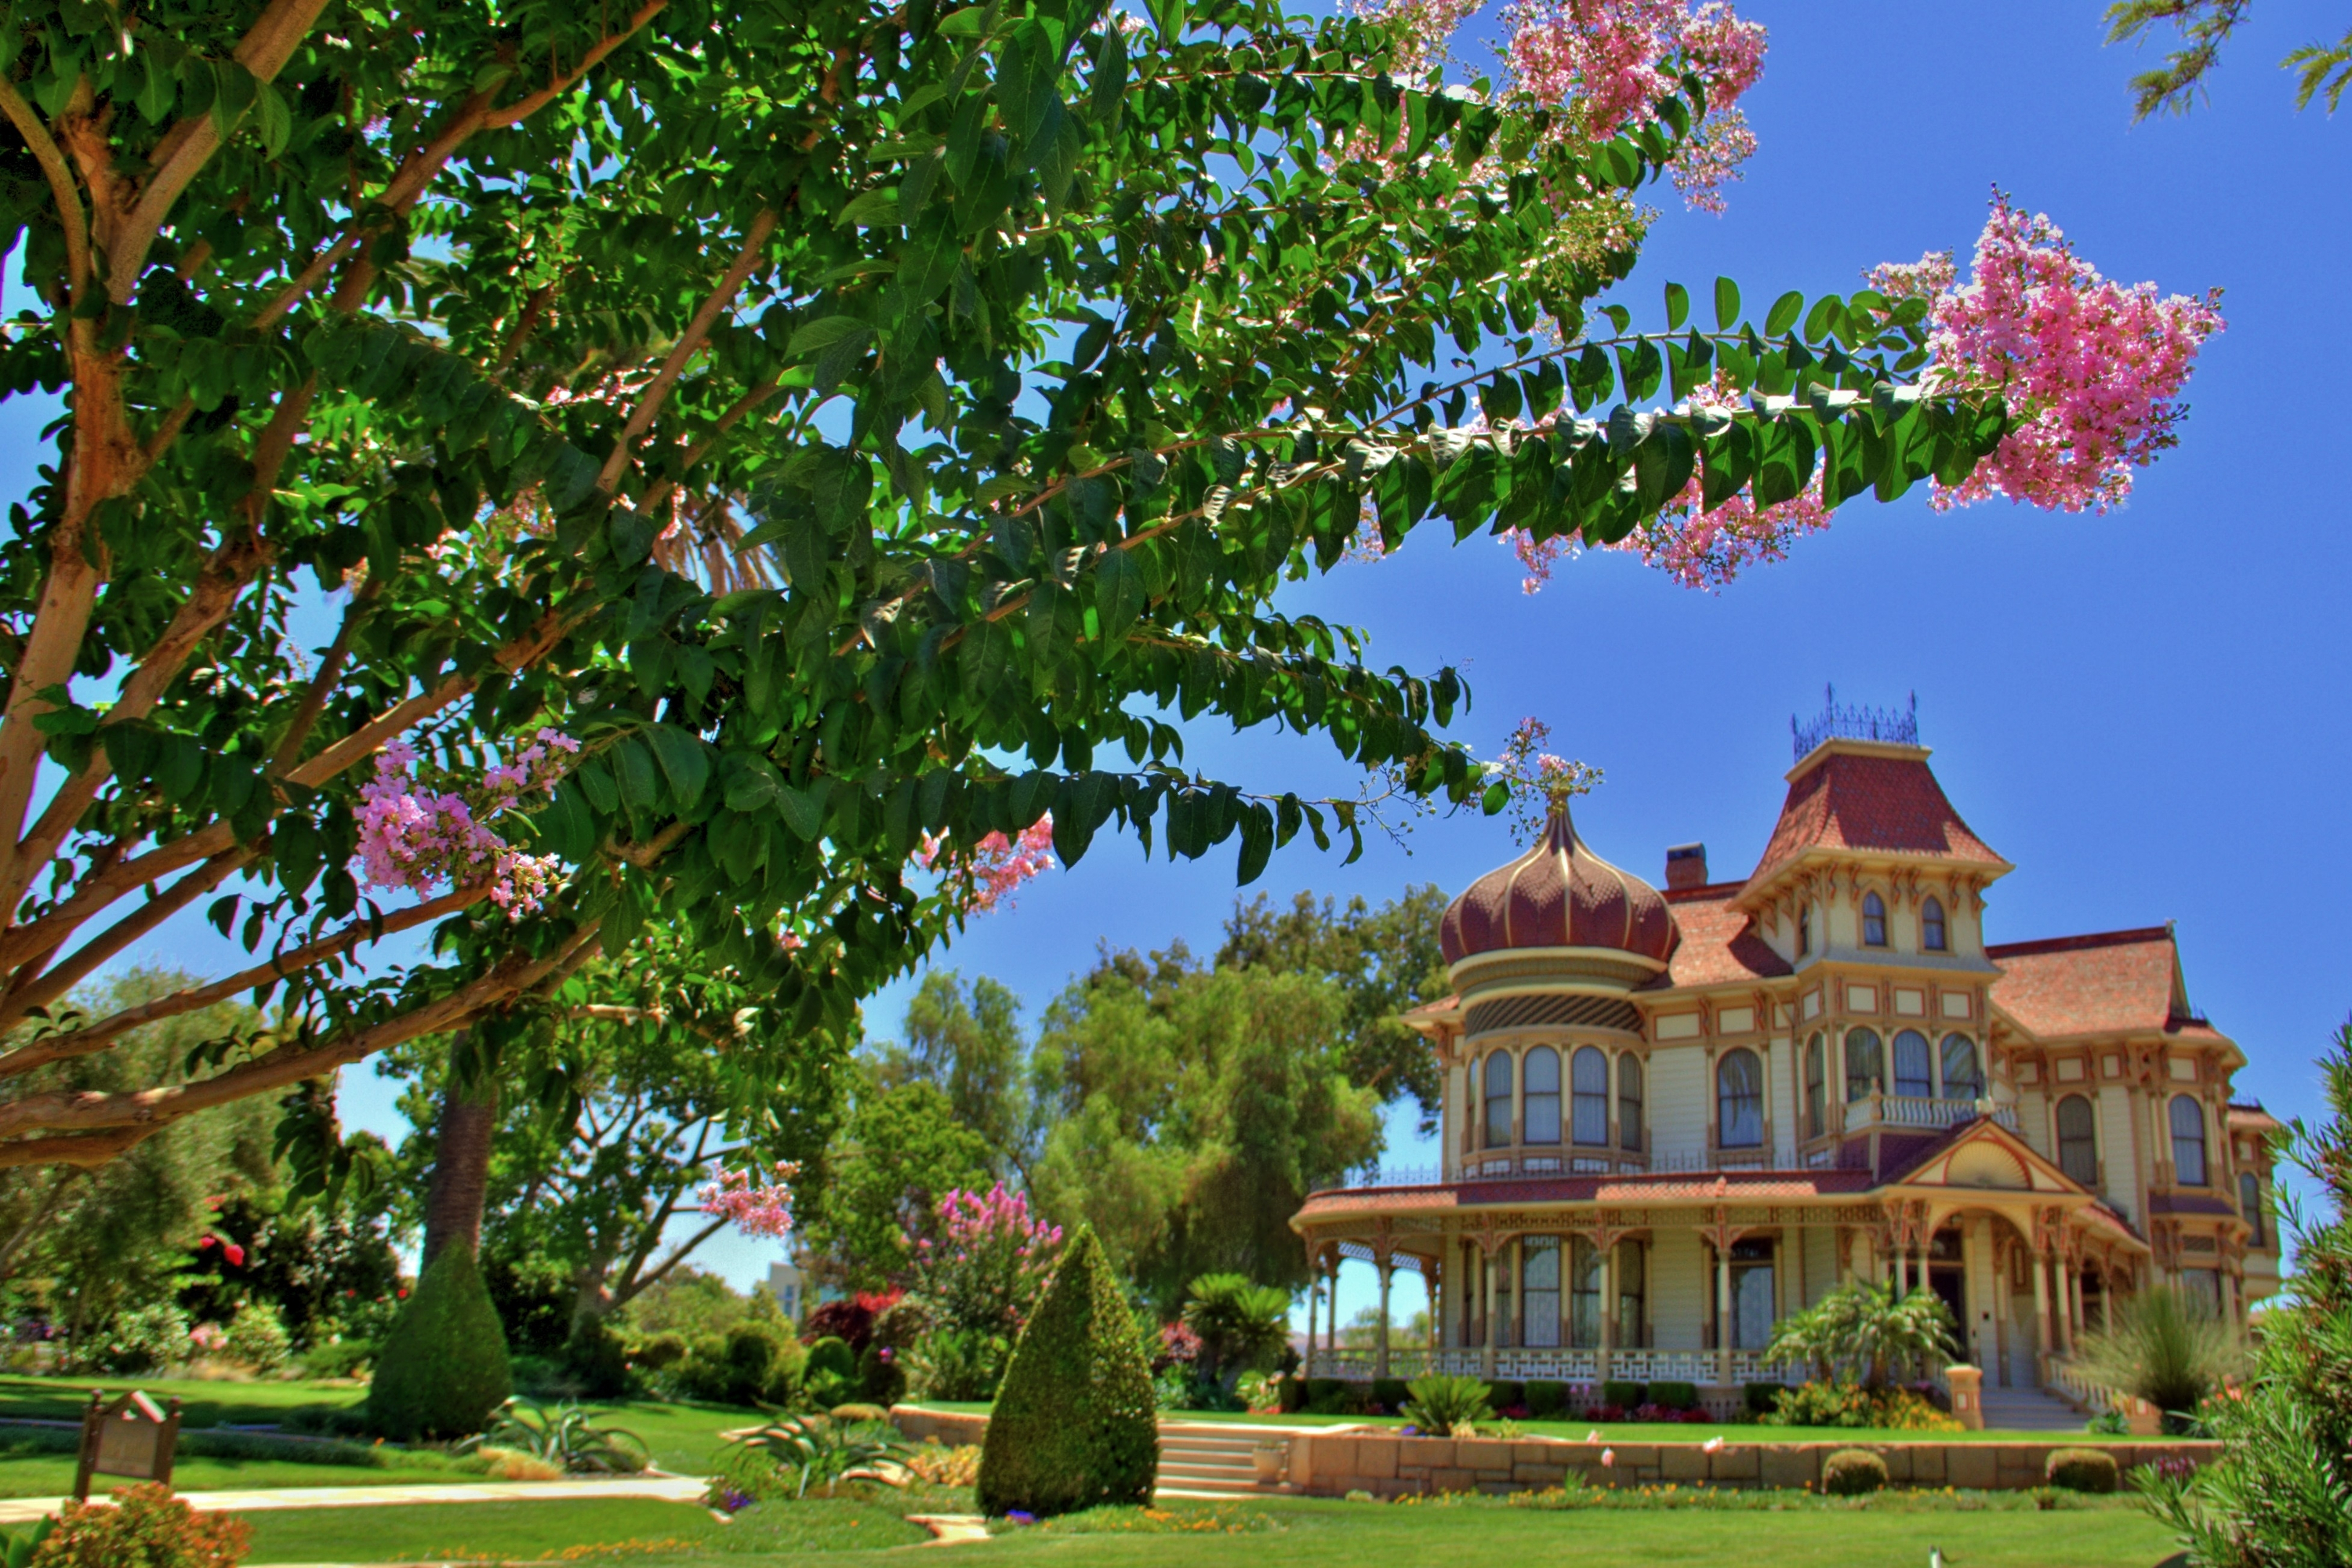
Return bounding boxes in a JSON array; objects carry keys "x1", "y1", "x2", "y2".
[
  {"x1": 1346, "y1": 1149, "x2": 1801, "y2": 1188},
  {"x1": 1846, "y1": 1094, "x2": 2020, "y2": 1134}
]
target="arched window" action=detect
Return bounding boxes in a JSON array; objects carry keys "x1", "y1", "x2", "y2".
[
  {"x1": 1797, "y1": 906, "x2": 1812, "y2": 957},
  {"x1": 2171, "y1": 1094, "x2": 2209, "y2": 1186},
  {"x1": 1483, "y1": 1052, "x2": 1513, "y2": 1149},
  {"x1": 1522, "y1": 1236, "x2": 1562, "y2": 1347},
  {"x1": 1922, "y1": 897, "x2": 1948, "y2": 951},
  {"x1": 1567, "y1": 1236, "x2": 1602, "y2": 1348},
  {"x1": 1863, "y1": 891, "x2": 1888, "y2": 947},
  {"x1": 1616, "y1": 1239, "x2": 1647, "y2": 1348},
  {"x1": 1570, "y1": 1046, "x2": 1609, "y2": 1145},
  {"x1": 1940, "y1": 1034, "x2": 1983, "y2": 1102},
  {"x1": 2056, "y1": 1094, "x2": 2099, "y2": 1188},
  {"x1": 2240, "y1": 1171, "x2": 2266, "y2": 1247},
  {"x1": 1718, "y1": 1047, "x2": 1764, "y2": 1148},
  {"x1": 1805, "y1": 1033, "x2": 1826, "y2": 1137},
  {"x1": 1844, "y1": 1028, "x2": 1883, "y2": 1102},
  {"x1": 1893, "y1": 1029, "x2": 1933, "y2": 1098},
  {"x1": 1618, "y1": 1053, "x2": 1644, "y2": 1152},
  {"x1": 1523, "y1": 1047, "x2": 1562, "y2": 1145}
]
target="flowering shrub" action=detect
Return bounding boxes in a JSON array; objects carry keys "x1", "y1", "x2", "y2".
[
  {"x1": 905, "y1": 1185, "x2": 1063, "y2": 1340},
  {"x1": 1871, "y1": 194, "x2": 2225, "y2": 515},
  {"x1": 29, "y1": 1483, "x2": 250, "y2": 1568},
  {"x1": 355, "y1": 729, "x2": 577, "y2": 916},
  {"x1": 223, "y1": 1301, "x2": 291, "y2": 1376},
  {"x1": 698, "y1": 1162, "x2": 800, "y2": 1240},
  {"x1": 1758, "y1": 1380, "x2": 1962, "y2": 1432},
  {"x1": 1152, "y1": 1320, "x2": 1203, "y2": 1373}
]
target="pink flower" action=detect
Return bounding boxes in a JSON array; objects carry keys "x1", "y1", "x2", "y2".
[
  {"x1": 354, "y1": 728, "x2": 577, "y2": 918},
  {"x1": 1900, "y1": 193, "x2": 2225, "y2": 514},
  {"x1": 914, "y1": 818, "x2": 1056, "y2": 915},
  {"x1": 699, "y1": 1161, "x2": 800, "y2": 1240},
  {"x1": 1703, "y1": 1436, "x2": 1724, "y2": 1453},
  {"x1": 222, "y1": 1242, "x2": 246, "y2": 1268},
  {"x1": 1601, "y1": 1446, "x2": 1616, "y2": 1467}
]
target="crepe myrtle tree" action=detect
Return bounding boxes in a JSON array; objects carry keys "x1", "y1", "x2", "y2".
[{"x1": 0, "y1": 0, "x2": 2211, "y2": 1169}]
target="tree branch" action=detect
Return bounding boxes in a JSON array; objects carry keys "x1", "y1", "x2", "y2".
[
  {"x1": 482, "y1": 0, "x2": 673, "y2": 129},
  {"x1": 0, "y1": 79, "x2": 90, "y2": 301},
  {"x1": 109, "y1": 0, "x2": 339, "y2": 303},
  {"x1": 0, "y1": 880, "x2": 488, "y2": 1081},
  {"x1": 0, "y1": 845, "x2": 257, "y2": 1031},
  {"x1": 593, "y1": 209, "x2": 779, "y2": 497}
]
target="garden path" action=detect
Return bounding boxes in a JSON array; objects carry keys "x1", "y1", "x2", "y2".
[{"x1": 0, "y1": 1474, "x2": 710, "y2": 1524}]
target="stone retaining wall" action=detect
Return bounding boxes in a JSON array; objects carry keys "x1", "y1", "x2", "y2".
[
  {"x1": 1289, "y1": 1430, "x2": 2218, "y2": 1497},
  {"x1": 884, "y1": 1406, "x2": 2219, "y2": 1497},
  {"x1": 891, "y1": 1406, "x2": 990, "y2": 1447}
]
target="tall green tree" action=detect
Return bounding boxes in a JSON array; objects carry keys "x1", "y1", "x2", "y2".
[
  {"x1": 802, "y1": 1076, "x2": 996, "y2": 1291},
  {"x1": 0, "y1": 0, "x2": 2041, "y2": 1169},
  {"x1": 1218, "y1": 886, "x2": 1452, "y2": 1133},
  {"x1": 1029, "y1": 947, "x2": 1379, "y2": 1308},
  {"x1": 874, "y1": 971, "x2": 1041, "y2": 1185}
]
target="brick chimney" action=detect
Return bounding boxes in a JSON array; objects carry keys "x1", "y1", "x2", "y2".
[{"x1": 1664, "y1": 843, "x2": 1708, "y2": 891}]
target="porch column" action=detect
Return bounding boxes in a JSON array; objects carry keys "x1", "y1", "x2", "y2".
[
  {"x1": 1893, "y1": 1244, "x2": 1907, "y2": 1298},
  {"x1": 1481, "y1": 1249, "x2": 1498, "y2": 1377},
  {"x1": 1326, "y1": 1254, "x2": 1341, "y2": 1359},
  {"x1": 1715, "y1": 1243, "x2": 1733, "y2": 1387},
  {"x1": 2056, "y1": 1262, "x2": 2075, "y2": 1355},
  {"x1": 1596, "y1": 1242, "x2": 1614, "y2": 1382},
  {"x1": 2068, "y1": 1264, "x2": 2085, "y2": 1342},
  {"x1": 1510, "y1": 1237, "x2": 1525, "y2": 1348},
  {"x1": 1303, "y1": 1249, "x2": 1319, "y2": 1377},
  {"x1": 2032, "y1": 1247, "x2": 2053, "y2": 1367},
  {"x1": 1375, "y1": 1253, "x2": 1394, "y2": 1381}
]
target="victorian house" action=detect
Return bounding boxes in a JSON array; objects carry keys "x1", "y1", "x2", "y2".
[{"x1": 1291, "y1": 708, "x2": 2281, "y2": 1406}]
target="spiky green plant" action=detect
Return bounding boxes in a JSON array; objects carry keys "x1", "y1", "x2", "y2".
[{"x1": 1764, "y1": 1280, "x2": 1956, "y2": 1389}]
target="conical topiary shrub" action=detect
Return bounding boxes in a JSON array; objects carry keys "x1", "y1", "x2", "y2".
[
  {"x1": 365, "y1": 1243, "x2": 514, "y2": 1441},
  {"x1": 975, "y1": 1227, "x2": 1156, "y2": 1518}
]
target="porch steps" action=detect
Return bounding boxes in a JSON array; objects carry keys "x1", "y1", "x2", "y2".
[
  {"x1": 1977, "y1": 1385, "x2": 2090, "y2": 1432},
  {"x1": 1153, "y1": 1424, "x2": 1302, "y2": 1500}
]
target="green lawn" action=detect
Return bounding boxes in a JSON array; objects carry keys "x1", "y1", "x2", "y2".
[{"x1": 181, "y1": 1492, "x2": 2187, "y2": 1567}]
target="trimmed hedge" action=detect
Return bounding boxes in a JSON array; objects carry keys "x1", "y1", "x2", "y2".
[
  {"x1": 2045, "y1": 1447, "x2": 2122, "y2": 1494},
  {"x1": 1483, "y1": 1379, "x2": 1525, "y2": 1411},
  {"x1": 1277, "y1": 1374, "x2": 1308, "y2": 1414},
  {"x1": 975, "y1": 1228, "x2": 1157, "y2": 1519},
  {"x1": 1599, "y1": 1380, "x2": 1645, "y2": 1410},
  {"x1": 1744, "y1": 1381, "x2": 1784, "y2": 1417},
  {"x1": 1524, "y1": 1380, "x2": 1570, "y2": 1419},
  {"x1": 1822, "y1": 1449, "x2": 1889, "y2": 1496},
  {"x1": 365, "y1": 1243, "x2": 513, "y2": 1442},
  {"x1": 1647, "y1": 1380, "x2": 1700, "y2": 1412},
  {"x1": 1370, "y1": 1377, "x2": 1411, "y2": 1414}
]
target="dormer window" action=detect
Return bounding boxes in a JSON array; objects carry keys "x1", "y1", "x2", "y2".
[
  {"x1": 1797, "y1": 907, "x2": 1812, "y2": 957},
  {"x1": 1862, "y1": 891, "x2": 1888, "y2": 947},
  {"x1": 1922, "y1": 897, "x2": 1947, "y2": 951}
]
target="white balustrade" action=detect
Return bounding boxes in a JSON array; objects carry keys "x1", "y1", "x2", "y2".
[{"x1": 2044, "y1": 1355, "x2": 2117, "y2": 1414}]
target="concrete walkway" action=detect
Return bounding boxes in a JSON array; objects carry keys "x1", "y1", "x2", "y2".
[{"x1": 0, "y1": 1474, "x2": 710, "y2": 1525}]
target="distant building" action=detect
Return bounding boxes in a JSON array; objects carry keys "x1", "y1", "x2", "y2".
[
  {"x1": 767, "y1": 1256, "x2": 805, "y2": 1323},
  {"x1": 1292, "y1": 702, "x2": 2281, "y2": 1405}
]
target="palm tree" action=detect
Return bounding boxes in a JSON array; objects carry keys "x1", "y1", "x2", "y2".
[
  {"x1": 1766, "y1": 1280, "x2": 1958, "y2": 1389},
  {"x1": 1180, "y1": 1274, "x2": 1291, "y2": 1392}
]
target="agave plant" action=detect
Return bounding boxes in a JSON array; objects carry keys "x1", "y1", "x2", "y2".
[
  {"x1": 730, "y1": 1414, "x2": 913, "y2": 1499},
  {"x1": 461, "y1": 1399, "x2": 650, "y2": 1475}
]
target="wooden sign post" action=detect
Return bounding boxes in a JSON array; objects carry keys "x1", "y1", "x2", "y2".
[{"x1": 73, "y1": 1388, "x2": 183, "y2": 1501}]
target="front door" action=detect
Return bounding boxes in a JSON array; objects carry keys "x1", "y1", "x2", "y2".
[{"x1": 1929, "y1": 1265, "x2": 1965, "y2": 1348}]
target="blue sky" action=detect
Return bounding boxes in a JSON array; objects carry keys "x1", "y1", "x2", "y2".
[{"x1": 16, "y1": 1, "x2": 2346, "y2": 1308}]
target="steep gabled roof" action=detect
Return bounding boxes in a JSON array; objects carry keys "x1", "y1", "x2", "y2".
[
  {"x1": 1647, "y1": 884, "x2": 1792, "y2": 989},
  {"x1": 1743, "y1": 742, "x2": 2007, "y2": 896},
  {"x1": 1987, "y1": 927, "x2": 2205, "y2": 1040}
]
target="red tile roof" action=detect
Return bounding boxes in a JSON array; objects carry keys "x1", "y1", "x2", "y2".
[
  {"x1": 1649, "y1": 884, "x2": 1792, "y2": 988},
  {"x1": 1987, "y1": 927, "x2": 2187, "y2": 1039},
  {"x1": 1744, "y1": 745, "x2": 2005, "y2": 892}
]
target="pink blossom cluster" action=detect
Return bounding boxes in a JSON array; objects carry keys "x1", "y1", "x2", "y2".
[
  {"x1": 355, "y1": 728, "x2": 579, "y2": 916},
  {"x1": 194, "y1": 1233, "x2": 248, "y2": 1268},
  {"x1": 1493, "y1": 717, "x2": 1602, "y2": 840},
  {"x1": 907, "y1": 1182, "x2": 1065, "y2": 1338},
  {"x1": 699, "y1": 1161, "x2": 800, "y2": 1240},
  {"x1": 1888, "y1": 195, "x2": 2225, "y2": 514},
  {"x1": 1500, "y1": 0, "x2": 1769, "y2": 211},
  {"x1": 914, "y1": 818, "x2": 1056, "y2": 915}
]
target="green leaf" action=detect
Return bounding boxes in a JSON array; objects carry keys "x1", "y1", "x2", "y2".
[
  {"x1": 789, "y1": 316, "x2": 874, "y2": 359},
  {"x1": 1714, "y1": 276, "x2": 1740, "y2": 331},
  {"x1": 646, "y1": 724, "x2": 712, "y2": 811},
  {"x1": 779, "y1": 779, "x2": 834, "y2": 840},
  {"x1": 1664, "y1": 281, "x2": 1688, "y2": 332},
  {"x1": 1765, "y1": 290, "x2": 1804, "y2": 338}
]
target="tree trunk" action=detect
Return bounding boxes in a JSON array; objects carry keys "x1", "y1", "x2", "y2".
[{"x1": 421, "y1": 1070, "x2": 499, "y2": 1272}]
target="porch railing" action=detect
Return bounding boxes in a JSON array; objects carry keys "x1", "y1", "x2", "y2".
[
  {"x1": 1305, "y1": 1345, "x2": 1802, "y2": 1388},
  {"x1": 2043, "y1": 1354, "x2": 2118, "y2": 1415}
]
